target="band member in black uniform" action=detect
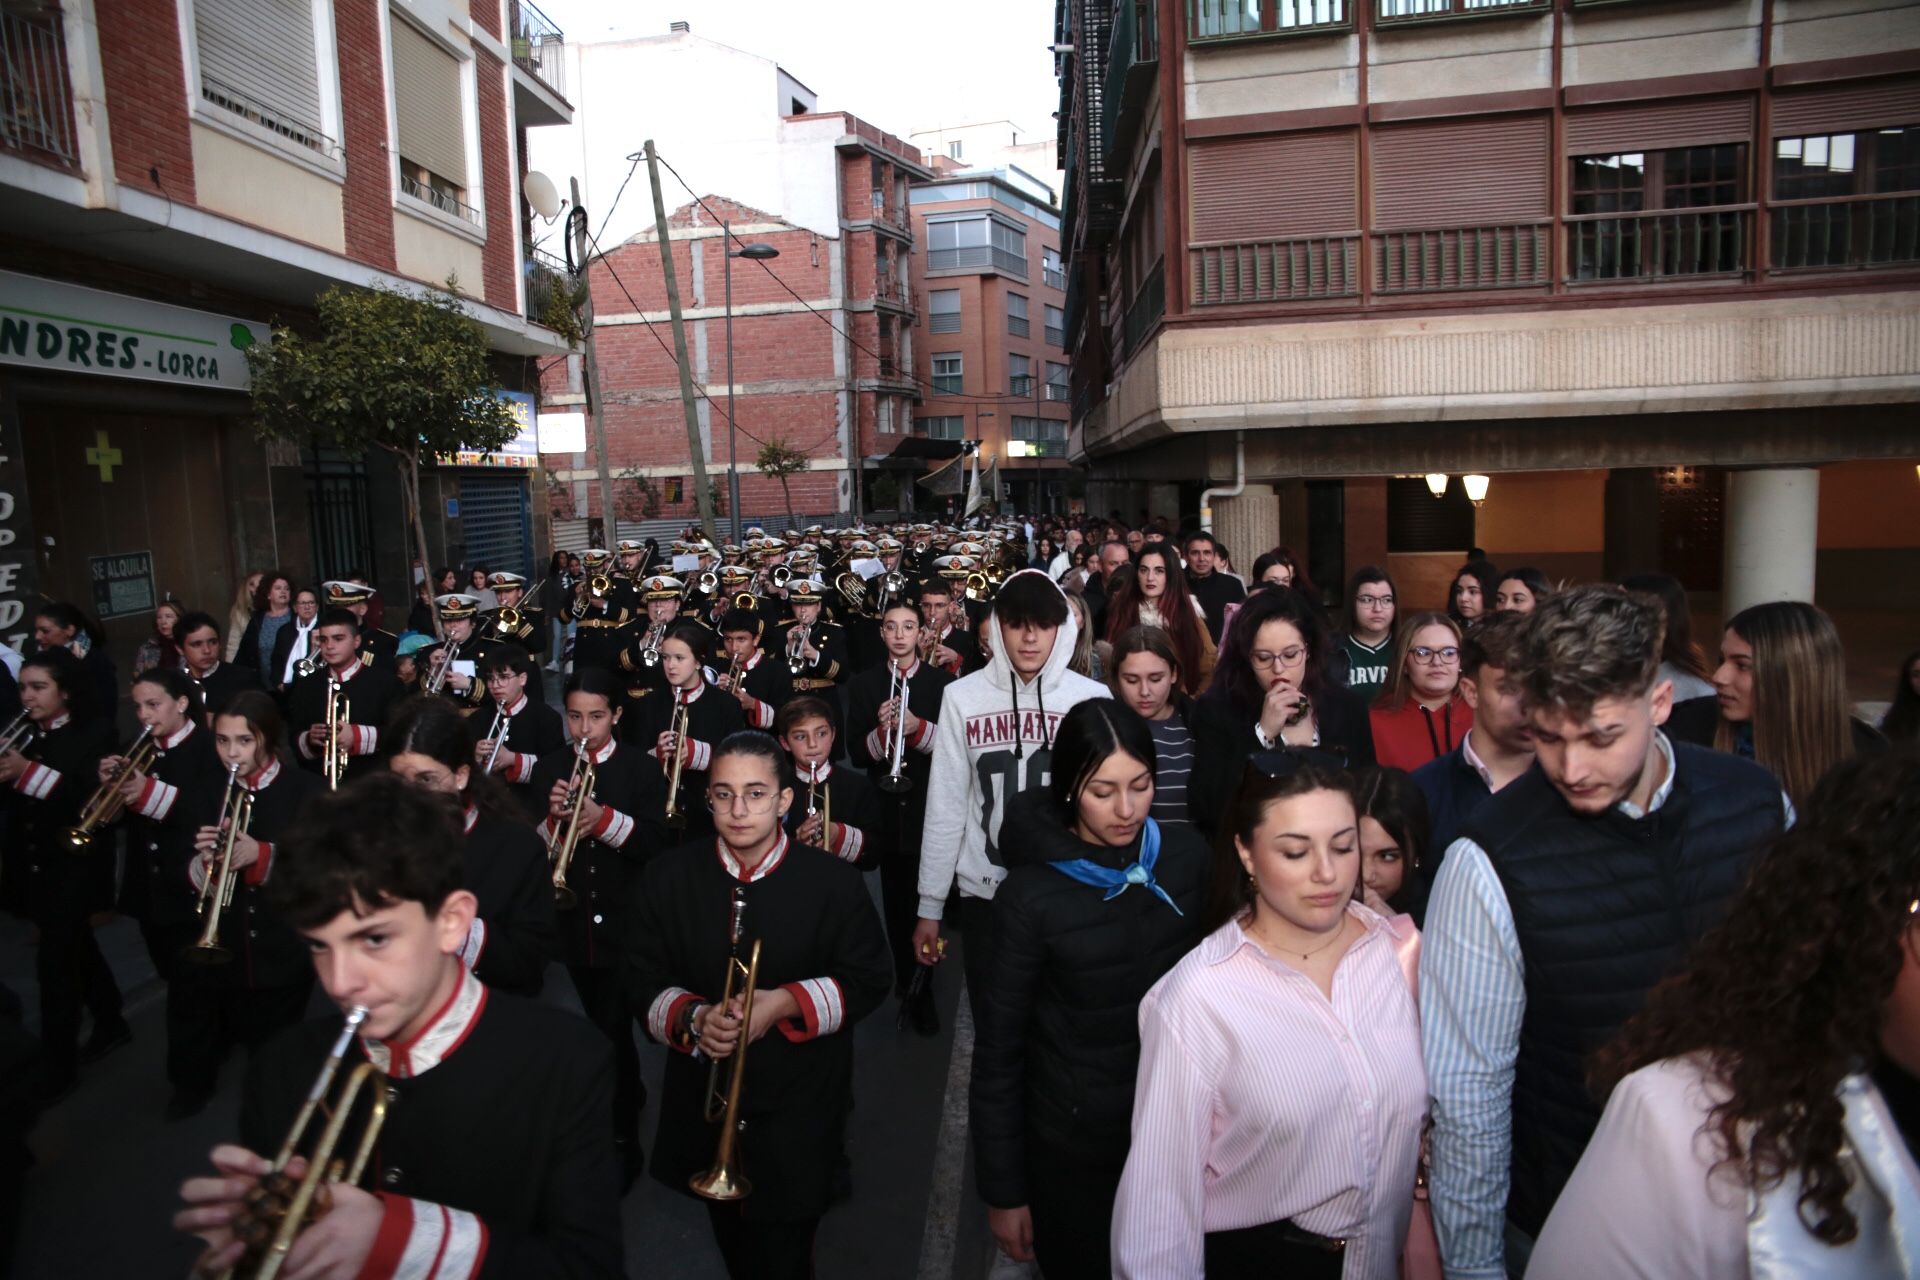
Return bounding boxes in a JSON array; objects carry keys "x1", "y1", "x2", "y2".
[
  {"x1": 473, "y1": 648, "x2": 566, "y2": 822},
  {"x1": 845, "y1": 596, "x2": 954, "y2": 1033},
  {"x1": 175, "y1": 774, "x2": 624, "y2": 1279},
  {"x1": 0, "y1": 649, "x2": 123, "y2": 1100},
  {"x1": 322, "y1": 580, "x2": 398, "y2": 670},
  {"x1": 717, "y1": 608, "x2": 791, "y2": 732},
  {"x1": 530, "y1": 668, "x2": 663, "y2": 1186},
  {"x1": 481, "y1": 571, "x2": 544, "y2": 656},
  {"x1": 773, "y1": 577, "x2": 847, "y2": 739},
  {"x1": 422, "y1": 593, "x2": 503, "y2": 708},
  {"x1": 171, "y1": 692, "x2": 323, "y2": 1119},
  {"x1": 625, "y1": 731, "x2": 892, "y2": 1279},
  {"x1": 570, "y1": 550, "x2": 631, "y2": 673},
  {"x1": 176, "y1": 611, "x2": 259, "y2": 720},
  {"x1": 918, "y1": 577, "x2": 975, "y2": 677},
  {"x1": 616, "y1": 574, "x2": 685, "y2": 714},
  {"x1": 387, "y1": 699, "x2": 555, "y2": 999},
  {"x1": 286, "y1": 609, "x2": 403, "y2": 784},
  {"x1": 775, "y1": 697, "x2": 882, "y2": 870},
  {"x1": 627, "y1": 621, "x2": 746, "y2": 844},
  {"x1": 610, "y1": 538, "x2": 653, "y2": 614}
]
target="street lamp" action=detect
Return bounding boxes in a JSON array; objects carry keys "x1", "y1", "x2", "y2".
[{"x1": 724, "y1": 220, "x2": 779, "y2": 545}]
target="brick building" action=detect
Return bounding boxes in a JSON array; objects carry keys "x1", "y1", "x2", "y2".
[
  {"x1": 1057, "y1": 0, "x2": 1920, "y2": 628},
  {"x1": 0, "y1": 0, "x2": 573, "y2": 660}
]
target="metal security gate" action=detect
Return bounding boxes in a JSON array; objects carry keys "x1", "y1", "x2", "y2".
[
  {"x1": 304, "y1": 448, "x2": 373, "y2": 583},
  {"x1": 457, "y1": 472, "x2": 533, "y2": 579}
]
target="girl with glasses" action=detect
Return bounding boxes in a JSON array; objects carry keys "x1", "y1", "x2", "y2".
[
  {"x1": 627, "y1": 730, "x2": 891, "y2": 1280},
  {"x1": 1369, "y1": 611, "x2": 1473, "y2": 771}
]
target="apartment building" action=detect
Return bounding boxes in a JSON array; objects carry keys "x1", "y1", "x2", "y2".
[
  {"x1": 909, "y1": 120, "x2": 1062, "y2": 200},
  {"x1": 529, "y1": 21, "x2": 929, "y2": 529},
  {"x1": 909, "y1": 164, "x2": 1074, "y2": 514},
  {"x1": 1056, "y1": 0, "x2": 1920, "y2": 617},
  {"x1": 0, "y1": 0, "x2": 573, "y2": 657}
]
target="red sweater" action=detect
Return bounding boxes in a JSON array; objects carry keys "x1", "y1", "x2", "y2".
[{"x1": 1369, "y1": 697, "x2": 1474, "y2": 772}]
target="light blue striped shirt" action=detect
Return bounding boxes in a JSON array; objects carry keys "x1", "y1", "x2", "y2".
[{"x1": 1421, "y1": 734, "x2": 1790, "y2": 1279}]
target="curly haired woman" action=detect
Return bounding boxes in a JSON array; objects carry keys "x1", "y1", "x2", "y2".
[{"x1": 1529, "y1": 748, "x2": 1920, "y2": 1278}]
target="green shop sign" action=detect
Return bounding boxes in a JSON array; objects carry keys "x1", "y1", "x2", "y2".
[{"x1": 0, "y1": 270, "x2": 270, "y2": 393}]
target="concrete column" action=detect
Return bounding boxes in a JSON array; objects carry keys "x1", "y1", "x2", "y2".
[
  {"x1": 1723, "y1": 468, "x2": 1819, "y2": 614},
  {"x1": 1213, "y1": 485, "x2": 1280, "y2": 575}
]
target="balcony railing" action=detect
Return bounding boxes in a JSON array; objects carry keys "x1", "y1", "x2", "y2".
[
  {"x1": 927, "y1": 245, "x2": 1030, "y2": 278},
  {"x1": 1376, "y1": 0, "x2": 1547, "y2": 22},
  {"x1": 1103, "y1": 0, "x2": 1157, "y2": 162},
  {"x1": 1044, "y1": 266, "x2": 1068, "y2": 289},
  {"x1": 1190, "y1": 235, "x2": 1361, "y2": 304},
  {"x1": 202, "y1": 74, "x2": 339, "y2": 159},
  {"x1": 524, "y1": 244, "x2": 571, "y2": 325},
  {"x1": 1046, "y1": 323, "x2": 1067, "y2": 347},
  {"x1": 1008, "y1": 314, "x2": 1030, "y2": 337},
  {"x1": 1373, "y1": 223, "x2": 1550, "y2": 294},
  {"x1": 402, "y1": 174, "x2": 482, "y2": 226},
  {"x1": 1, "y1": 7, "x2": 76, "y2": 165},
  {"x1": 1191, "y1": 0, "x2": 1352, "y2": 40},
  {"x1": 1122, "y1": 260, "x2": 1166, "y2": 355},
  {"x1": 1567, "y1": 207, "x2": 1751, "y2": 282},
  {"x1": 1771, "y1": 194, "x2": 1920, "y2": 272},
  {"x1": 875, "y1": 278, "x2": 915, "y2": 311},
  {"x1": 509, "y1": 0, "x2": 566, "y2": 96}
]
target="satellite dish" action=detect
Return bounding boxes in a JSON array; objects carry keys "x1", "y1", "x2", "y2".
[{"x1": 523, "y1": 170, "x2": 562, "y2": 221}]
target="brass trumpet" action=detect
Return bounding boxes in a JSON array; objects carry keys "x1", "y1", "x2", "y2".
[
  {"x1": 663, "y1": 697, "x2": 690, "y2": 832},
  {"x1": 549, "y1": 737, "x2": 594, "y2": 908},
  {"x1": 67, "y1": 725, "x2": 156, "y2": 848},
  {"x1": 0, "y1": 708, "x2": 34, "y2": 756},
  {"x1": 481, "y1": 703, "x2": 510, "y2": 773},
  {"x1": 786, "y1": 623, "x2": 811, "y2": 677},
  {"x1": 879, "y1": 662, "x2": 913, "y2": 795},
  {"x1": 184, "y1": 762, "x2": 251, "y2": 966},
  {"x1": 219, "y1": 1006, "x2": 387, "y2": 1280},
  {"x1": 963, "y1": 571, "x2": 993, "y2": 603},
  {"x1": 639, "y1": 620, "x2": 665, "y2": 669},
  {"x1": 322, "y1": 677, "x2": 350, "y2": 791},
  {"x1": 690, "y1": 888, "x2": 762, "y2": 1202},
  {"x1": 423, "y1": 636, "x2": 461, "y2": 696}
]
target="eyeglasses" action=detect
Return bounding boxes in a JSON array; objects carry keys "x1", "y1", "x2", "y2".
[
  {"x1": 1410, "y1": 646, "x2": 1461, "y2": 665},
  {"x1": 1355, "y1": 594, "x2": 1394, "y2": 608},
  {"x1": 707, "y1": 787, "x2": 780, "y2": 814},
  {"x1": 1250, "y1": 646, "x2": 1308, "y2": 669}
]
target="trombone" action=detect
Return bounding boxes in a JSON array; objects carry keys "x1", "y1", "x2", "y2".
[
  {"x1": 184, "y1": 763, "x2": 251, "y2": 966},
  {"x1": 481, "y1": 703, "x2": 510, "y2": 773},
  {"x1": 690, "y1": 887, "x2": 762, "y2": 1202},
  {"x1": 322, "y1": 676, "x2": 351, "y2": 791},
  {"x1": 879, "y1": 663, "x2": 913, "y2": 795},
  {"x1": 548, "y1": 737, "x2": 593, "y2": 908},
  {"x1": 67, "y1": 725, "x2": 156, "y2": 848},
  {"x1": 663, "y1": 697, "x2": 690, "y2": 832},
  {"x1": 218, "y1": 1006, "x2": 387, "y2": 1280}
]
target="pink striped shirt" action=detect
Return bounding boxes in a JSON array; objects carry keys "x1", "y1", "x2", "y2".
[{"x1": 1112, "y1": 904, "x2": 1426, "y2": 1280}]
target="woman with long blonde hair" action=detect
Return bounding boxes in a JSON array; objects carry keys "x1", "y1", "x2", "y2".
[
  {"x1": 222, "y1": 570, "x2": 262, "y2": 663},
  {"x1": 1712, "y1": 601, "x2": 1883, "y2": 808}
]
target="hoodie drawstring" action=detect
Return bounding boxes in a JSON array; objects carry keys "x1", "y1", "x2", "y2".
[
  {"x1": 1037, "y1": 679, "x2": 1050, "y2": 750},
  {"x1": 1011, "y1": 681, "x2": 1023, "y2": 760}
]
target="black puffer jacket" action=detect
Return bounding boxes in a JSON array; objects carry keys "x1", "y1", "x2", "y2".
[{"x1": 969, "y1": 786, "x2": 1210, "y2": 1208}]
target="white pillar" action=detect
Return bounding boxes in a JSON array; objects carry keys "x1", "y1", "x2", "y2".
[
  {"x1": 1213, "y1": 484, "x2": 1280, "y2": 574},
  {"x1": 1723, "y1": 467, "x2": 1818, "y2": 615}
]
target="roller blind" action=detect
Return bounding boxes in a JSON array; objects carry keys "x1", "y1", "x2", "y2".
[
  {"x1": 196, "y1": 0, "x2": 323, "y2": 140},
  {"x1": 1772, "y1": 76, "x2": 1920, "y2": 136},
  {"x1": 1190, "y1": 132, "x2": 1358, "y2": 241},
  {"x1": 1565, "y1": 96, "x2": 1754, "y2": 156},
  {"x1": 1372, "y1": 115, "x2": 1550, "y2": 228},
  {"x1": 391, "y1": 15, "x2": 467, "y2": 187}
]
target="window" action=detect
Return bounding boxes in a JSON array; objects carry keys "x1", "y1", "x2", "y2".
[
  {"x1": 1569, "y1": 144, "x2": 1747, "y2": 281},
  {"x1": 1010, "y1": 354, "x2": 1032, "y2": 395},
  {"x1": 392, "y1": 15, "x2": 474, "y2": 222},
  {"x1": 932, "y1": 353, "x2": 963, "y2": 395},
  {"x1": 1772, "y1": 126, "x2": 1920, "y2": 270},
  {"x1": 920, "y1": 415, "x2": 965, "y2": 440},
  {"x1": 927, "y1": 216, "x2": 1028, "y2": 276},
  {"x1": 878, "y1": 397, "x2": 896, "y2": 434},
  {"x1": 1045, "y1": 361, "x2": 1070, "y2": 401},
  {"x1": 1044, "y1": 304, "x2": 1067, "y2": 347},
  {"x1": 1387, "y1": 477, "x2": 1476, "y2": 552},
  {"x1": 1006, "y1": 292, "x2": 1030, "y2": 337},
  {"x1": 1192, "y1": 0, "x2": 1349, "y2": 39},
  {"x1": 948, "y1": 140, "x2": 964, "y2": 160},
  {"x1": 1043, "y1": 248, "x2": 1066, "y2": 289},
  {"x1": 1376, "y1": 0, "x2": 1544, "y2": 21},
  {"x1": 194, "y1": 0, "x2": 335, "y2": 157},
  {"x1": 1011, "y1": 416, "x2": 1068, "y2": 454},
  {"x1": 928, "y1": 289, "x2": 961, "y2": 334}
]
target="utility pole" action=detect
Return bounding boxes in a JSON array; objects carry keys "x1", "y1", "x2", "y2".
[
  {"x1": 571, "y1": 177, "x2": 617, "y2": 548},
  {"x1": 643, "y1": 139, "x2": 720, "y2": 548}
]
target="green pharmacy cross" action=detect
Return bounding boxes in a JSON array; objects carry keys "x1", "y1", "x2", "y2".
[{"x1": 85, "y1": 430, "x2": 122, "y2": 482}]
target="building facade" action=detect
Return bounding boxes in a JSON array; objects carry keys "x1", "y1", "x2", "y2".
[
  {"x1": 1057, "y1": 0, "x2": 1920, "y2": 620},
  {"x1": 1, "y1": 0, "x2": 572, "y2": 659},
  {"x1": 909, "y1": 120, "x2": 1062, "y2": 200}
]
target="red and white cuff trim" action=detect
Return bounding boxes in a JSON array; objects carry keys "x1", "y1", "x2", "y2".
[
  {"x1": 350, "y1": 724, "x2": 379, "y2": 756},
  {"x1": 645, "y1": 985, "x2": 701, "y2": 1050},
  {"x1": 15, "y1": 763, "x2": 58, "y2": 801},
  {"x1": 245, "y1": 841, "x2": 274, "y2": 886},
  {"x1": 831, "y1": 823, "x2": 864, "y2": 864},
  {"x1": 501, "y1": 751, "x2": 532, "y2": 783},
  {"x1": 864, "y1": 726, "x2": 886, "y2": 760},
  {"x1": 133, "y1": 776, "x2": 179, "y2": 821},
  {"x1": 457, "y1": 919, "x2": 487, "y2": 970},
  {"x1": 689, "y1": 738, "x2": 711, "y2": 771},
  {"x1": 911, "y1": 718, "x2": 935, "y2": 754},
  {"x1": 777, "y1": 977, "x2": 844, "y2": 1042},
  {"x1": 591, "y1": 805, "x2": 634, "y2": 849},
  {"x1": 534, "y1": 817, "x2": 554, "y2": 845},
  {"x1": 749, "y1": 699, "x2": 774, "y2": 729},
  {"x1": 364, "y1": 1194, "x2": 488, "y2": 1280}
]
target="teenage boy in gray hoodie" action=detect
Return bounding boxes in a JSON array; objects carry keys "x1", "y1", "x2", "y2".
[{"x1": 913, "y1": 570, "x2": 1110, "y2": 1025}]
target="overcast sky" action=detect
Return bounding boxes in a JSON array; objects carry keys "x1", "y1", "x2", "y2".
[{"x1": 534, "y1": 0, "x2": 1062, "y2": 146}]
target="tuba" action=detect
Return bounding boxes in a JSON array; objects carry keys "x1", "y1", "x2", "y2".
[
  {"x1": 67, "y1": 725, "x2": 157, "y2": 848},
  {"x1": 548, "y1": 737, "x2": 594, "y2": 908},
  {"x1": 689, "y1": 887, "x2": 763, "y2": 1202},
  {"x1": 184, "y1": 763, "x2": 251, "y2": 965}
]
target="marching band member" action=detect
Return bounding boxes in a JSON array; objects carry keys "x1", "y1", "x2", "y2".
[
  {"x1": 626, "y1": 621, "x2": 746, "y2": 843},
  {"x1": 473, "y1": 648, "x2": 566, "y2": 822},
  {"x1": 422, "y1": 593, "x2": 503, "y2": 707},
  {"x1": 624, "y1": 731, "x2": 891, "y2": 1280},
  {"x1": 845, "y1": 594, "x2": 953, "y2": 1033},
  {"x1": 772, "y1": 577, "x2": 847, "y2": 736},
  {"x1": 918, "y1": 577, "x2": 974, "y2": 676},
  {"x1": 530, "y1": 668, "x2": 664, "y2": 1185},
  {"x1": 775, "y1": 697, "x2": 881, "y2": 870},
  {"x1": 617, "y1": 573, "x2": 688, "y2": 712},
  {"x1": 321, "y1": 580, "x2": 398, "y2": 670},
  {"x1": 174, "y1": 774, "x2": 625, "y2": 1278},
  {"x1": 0, "y1": 648, "x2": 123, "y2": 1101},
  {"x1": 571, "y1": 549, "x2": 631, "y2": 673},
  {"x1": 611, "y1": 538, "x2": 653, "y2": 610},
  {"x1": 175, "y1": 610, "x2": 259, "y2": 720},
  {"x1": 172, "y1": 692, "x2": 323, "y2": 1121},
  {"x1": 387, "y1": 699, "x2": 556, "y2": 999},
  {"x1": 716, "y1": 608, "x2": 792, "y2": 731},
  {"x1": 286, "y1": 608, "x2": 403, "y2": 784},
  {"x1": 480, "y1": 570, "x2": 545, "y2": 658}
]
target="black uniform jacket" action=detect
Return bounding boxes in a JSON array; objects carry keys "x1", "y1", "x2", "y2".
[
  {"x1": 190, "y1": 661, "x2": 261, "y2": 720},
  {"x1": 529, "y1": 737, "x2": 665, "y2": 970},
  {"x1": 284, "y1": 660, "x2": 404, "y2": 783},
  {"x1": 569, "y1": 593, "x2": 632, "y2": 673},
  {"x1": 622, "y1": 682, "x2": 745, "y2": 842},
  {"x1": 421, "y1": 636, "x2": 511, "y2": 709},
  {"x1": 121, "y1": 720, "x2": 227, "y2": 930},
  {"x1": 461, "y1": 804, "x2": 557, "y2": 997},
  {"x1": 770, "y1": 619, "x2": 847, "y2": 693},
  {"x1": 4, "y1": 714, "x2": 116, "y2": 921},
  {"x1": 241, "y1": 978, "x2": 623, "y2": 1279},
  {"x1": 624, "y1": 834, "x2": 891, "y2": 1221},
  {"x1": 478, "y1": 695, "x2": 567, "y2": 823},
  {"x1": 725, "y1": 651, "x2": 791, "y2": 732},
  {"x1": 844, "y1": 658, "x2": 952, "y2": 799},
  {"x1": 187, "y1": 760, "x2": 324, "y2": 989},
  {"x1": 782, "y1": 763, "x2": 883, "y2": 871}
]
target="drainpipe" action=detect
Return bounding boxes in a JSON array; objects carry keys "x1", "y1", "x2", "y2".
[{"x1": 1198, "y1": 431, "x2": 1245, "y2": 533}]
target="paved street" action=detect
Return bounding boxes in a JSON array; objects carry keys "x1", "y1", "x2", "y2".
[{"x1": 4, "y1": 888, "x2": 997, "y2": 1280}]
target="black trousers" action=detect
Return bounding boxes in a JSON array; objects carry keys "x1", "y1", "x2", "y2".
[
  {"x1": 165, "y1": 950, "x2": 312, "y2": 1094},
  {"x1": 704, "y1": 1201, "x2": 818, "y2": 1280},
  {"x1": 953, "y1": 894, "x2": 998, "y2": 1032},
  {"x1": 1027, "y1": 1138, "x2": 1128, "y2": 1280},
  {"x1": 36, "y1": 910, "x2": 122, "y2": 1076},
  {"x1": 568, "y1": 964, "x2": 644, "y2": 1140},
  {"x1": 877, "y1": 799, "x2": 929, "y2": 996}
]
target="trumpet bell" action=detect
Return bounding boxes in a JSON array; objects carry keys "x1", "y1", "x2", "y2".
[
  {"x1": 181, "y1": 942, "x2": 232, "y2": 966},
  {"x1": 689, "y1": 1161, "x2": 752, "y2": 1202},
  {"x1": 878, "y1": 774, "x2": 914, "y2": 796},
  {"x1": 554, "y1": 884, "x2": 577, "y2": 910}
]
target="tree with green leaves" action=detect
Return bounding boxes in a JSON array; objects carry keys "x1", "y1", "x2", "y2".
[
  {"x1": 245, "y1": 281, "x2": 521, "y2": 596},
  {"x1": 755, "y1": 437, "x2": 808, "y2": 529}
]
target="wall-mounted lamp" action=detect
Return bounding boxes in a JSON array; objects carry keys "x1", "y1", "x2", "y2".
[
  {"x1": 1424, "y1": 473, "x2": 1448, "y2": 498},
  {"x1": 1463, "y1": 474, "x2": 1491, "y2": 506}
]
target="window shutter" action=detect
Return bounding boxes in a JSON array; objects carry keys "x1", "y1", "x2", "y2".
[
  {"x1": 196, "y1": 0, "x2": 322, "y2": 139},
  {"x1": 391, "y1": 17, "x2": 467, "y2": 187},
  {"x1": 1565, "y1": 96, "x2": 1754, "y2": 156},
  {"x1": 1772, "y1": 76, "x2": 1920, "y2": 136},
  {"x1": 1189, "y1": 132, "x2": 1358, "y2": 241},
  {"x1": 1372, "y1": 115, "x2": 1549, "y2": 228}
]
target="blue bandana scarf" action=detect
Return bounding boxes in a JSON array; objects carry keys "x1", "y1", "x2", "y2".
[{"x1": 1048, "y1": 819, "x2": 1183, "y2": 915}]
